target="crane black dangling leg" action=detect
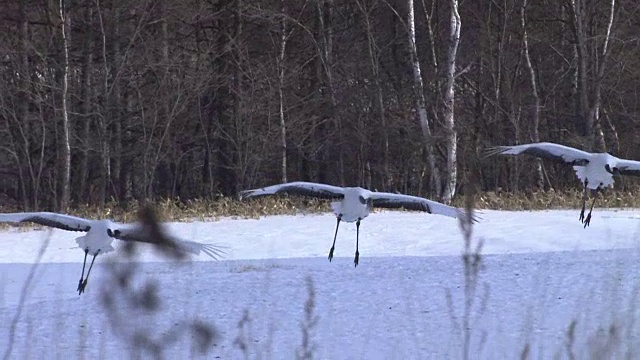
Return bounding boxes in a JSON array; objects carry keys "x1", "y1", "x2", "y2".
[
  {"x1": 78, "y1": 250, "x2": 100, "y2": 295},
  {"x1": 328, "y1": 215, "x2": 342, "y2": 262},
  {"x1": 77, "y1": 248, "x2": 89, "y2": 293},
  {"x1": 579, "y1": 180, "x2": 589, "y2": 223},
  {"x1": 584, "y1": 188, "x2": 599, "y2": 228},
  {"x1": 354, "y1": 219, "x2": 361, "y2": 267}
]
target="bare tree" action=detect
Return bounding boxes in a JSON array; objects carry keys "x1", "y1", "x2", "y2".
[
  {"x1": 97, "y1": 0, "x2": 112, "y2": 207},
  {"x1": 407, "y1": 0, "x2": 441, "y2": 197},
  {"x1": 58, "y1": 0, "x2": 71, "y2": 211},
  {"x1": 357, "y1": 0, "x2": 390, "y2": 189},
  {"x1": 77, "y1": 0, "x2": 94, "y2": 204},
  {"x1": 521, "y1": 0, "x2": 544, "y2": 189},
  {"x1": 1, "y1": 0, "x2": 639, "y2": 207},
  {"x1": 441, "y1": 0, "x2": 461, "y2": 203},
  {"x1": 278, "y1": 0, "x2": 289, "y2": 183},
  {"x1": 566, "y1": 0, "x2": 615, "y2": 151},
  {"x1": 315, "y1": 0, "x2": 344, "y2": 185},
  {"x1": 13, "y1": 0, "x2": 43, "y2": 209}
]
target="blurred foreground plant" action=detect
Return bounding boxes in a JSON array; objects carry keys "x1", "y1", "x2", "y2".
[{"x1": 100, "y1": 204, "x2": 218, "y2": 358}]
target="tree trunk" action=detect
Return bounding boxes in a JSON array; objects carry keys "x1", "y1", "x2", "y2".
[
  {"x1": 316, "y1": 0, "x2": 343, "y2": 185},
  {"x1": 278, "y1": 0, "x2": 288, "y2": 183},
  {"x1": 602, "y1": 108, "x2": 619, "y2": 154},
  {"x1": 112, "y1": 3, "x2": 128, "y2": 202},
  {"x1": 58, "y1": 0, "x2": 71, "y2": 211},
  {"x1": 521, "y1": 0, "x2": 544, "y2": 189},
  {"x1": 421, "y1": 0, "x2": 440, "y2": 127},
  {"x1": 358, "y1": 0, "x2": 390, "y2": 189},
  {"x1": 407, "y1": 0, "x2": 441, "y2": 197},
  {"x1": 570, "y1": 0, "x2": 591, "y2": 149},
  {"x1": 590, "y1": 0, "x2": 615, "y2": 153},
  {"x1": 160, "y1": 1, "x2": 171, "y2": 198},
  {"x1": 228, "y1": 0, "x2": 242, "y2": 194},
  {"x1": 567, "y1": 0, "x2": 613, "y2": 152},
  {"x1": 441, "y1": 0, "x2": 460, "y2": 203},
  {"x1": 212, "y1": 0, "x2": 240, "y2": 196},
  {"x1": 111, "y1": 2, "x2": 123, "y2": 202},
  {"x1": 18, "y1": 0, "x2": 33, "y2": 209},
  {"x1": 121, "y1": 93, "x2": 133, "y2": 201},
  {"x1": 78, "y1": 0, "x2": 93, "y2": 204},
  {"x1": 98, "y1": 0, "x2": 111, "y2": 208}
]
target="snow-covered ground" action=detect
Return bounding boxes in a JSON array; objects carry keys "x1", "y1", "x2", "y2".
[{"x1": 2, "y1": 209, "x2": 640, "y2": 358}]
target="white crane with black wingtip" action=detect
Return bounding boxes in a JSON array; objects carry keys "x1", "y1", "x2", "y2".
[
  {"x1": 240, "y1": 181, "x2": 475, "y2": 266},
  {"x1": 0, "y1": 212, "x2": 225, "y2": 294},
  {"x1": 486, "y1": 142, "x2": 640, "y2": 227}
]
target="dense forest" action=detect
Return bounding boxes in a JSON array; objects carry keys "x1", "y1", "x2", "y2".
[{"x1": 1, "y1": 0, "x2": 639, "y2": 211}]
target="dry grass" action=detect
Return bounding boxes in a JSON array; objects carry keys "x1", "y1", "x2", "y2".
[
  {"x1": 0, "y1": 197, "x2": 328, "y2": 229},
  {"x1": 2, "y1": 188, "x2": 640, "y2": 229},
  {"x1": 460, "y1": 188, "x2": 640, "y2": 211}
]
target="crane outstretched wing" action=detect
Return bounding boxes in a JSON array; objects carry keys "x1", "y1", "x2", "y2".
[
  {"x1": 485, "y1": 142, "x2": 591, "y2": 166},
  {"x1": 614, "y1": 158, "x2": 640, "y2": 176},
  {"x1": 0, "y1": 212, "x2": 92, "y2": 232},
  {"x1": 239, "y1": 181, "x2": 345, "y2": 200},
  {"x1": 368, "y1": 192, "x2": 477, "y2": 222}
]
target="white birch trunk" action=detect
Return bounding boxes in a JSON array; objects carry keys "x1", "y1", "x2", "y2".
[
  {"x1": 408, "y1": 0, "x2": 441, "y2": 197},
  {"x1": 441, "y1": 0, "x2": 461, "y2": 203},
  {"x1": 591, "y1": 0, "x2": 615, "y2": 152},
  {"x1": 58, "y1": 0, "x2": 71, "y2": 211},
  {"x1": 278, "y1": 1, "x2": 288, "y2": 183},
  {"x1": 521, "y1": 0, "x2": 544, "y2": 189}
]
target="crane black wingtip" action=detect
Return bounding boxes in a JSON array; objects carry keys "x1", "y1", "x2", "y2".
[
  {"x1": 202, "y1": 244, "x2": 227, "y2": 260},
  {"x1": 482, "y1": 146, "x2": 510, "y2": 159},
  {"x1": 239, "y1": 189, "x2": 264, "y2": 200},
  {"x1": 238, "y1": 191, "x2": 252, "y2": 200},
  {"x1": 456, "y1": 209, "x2": 481, "y2": 223}
]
